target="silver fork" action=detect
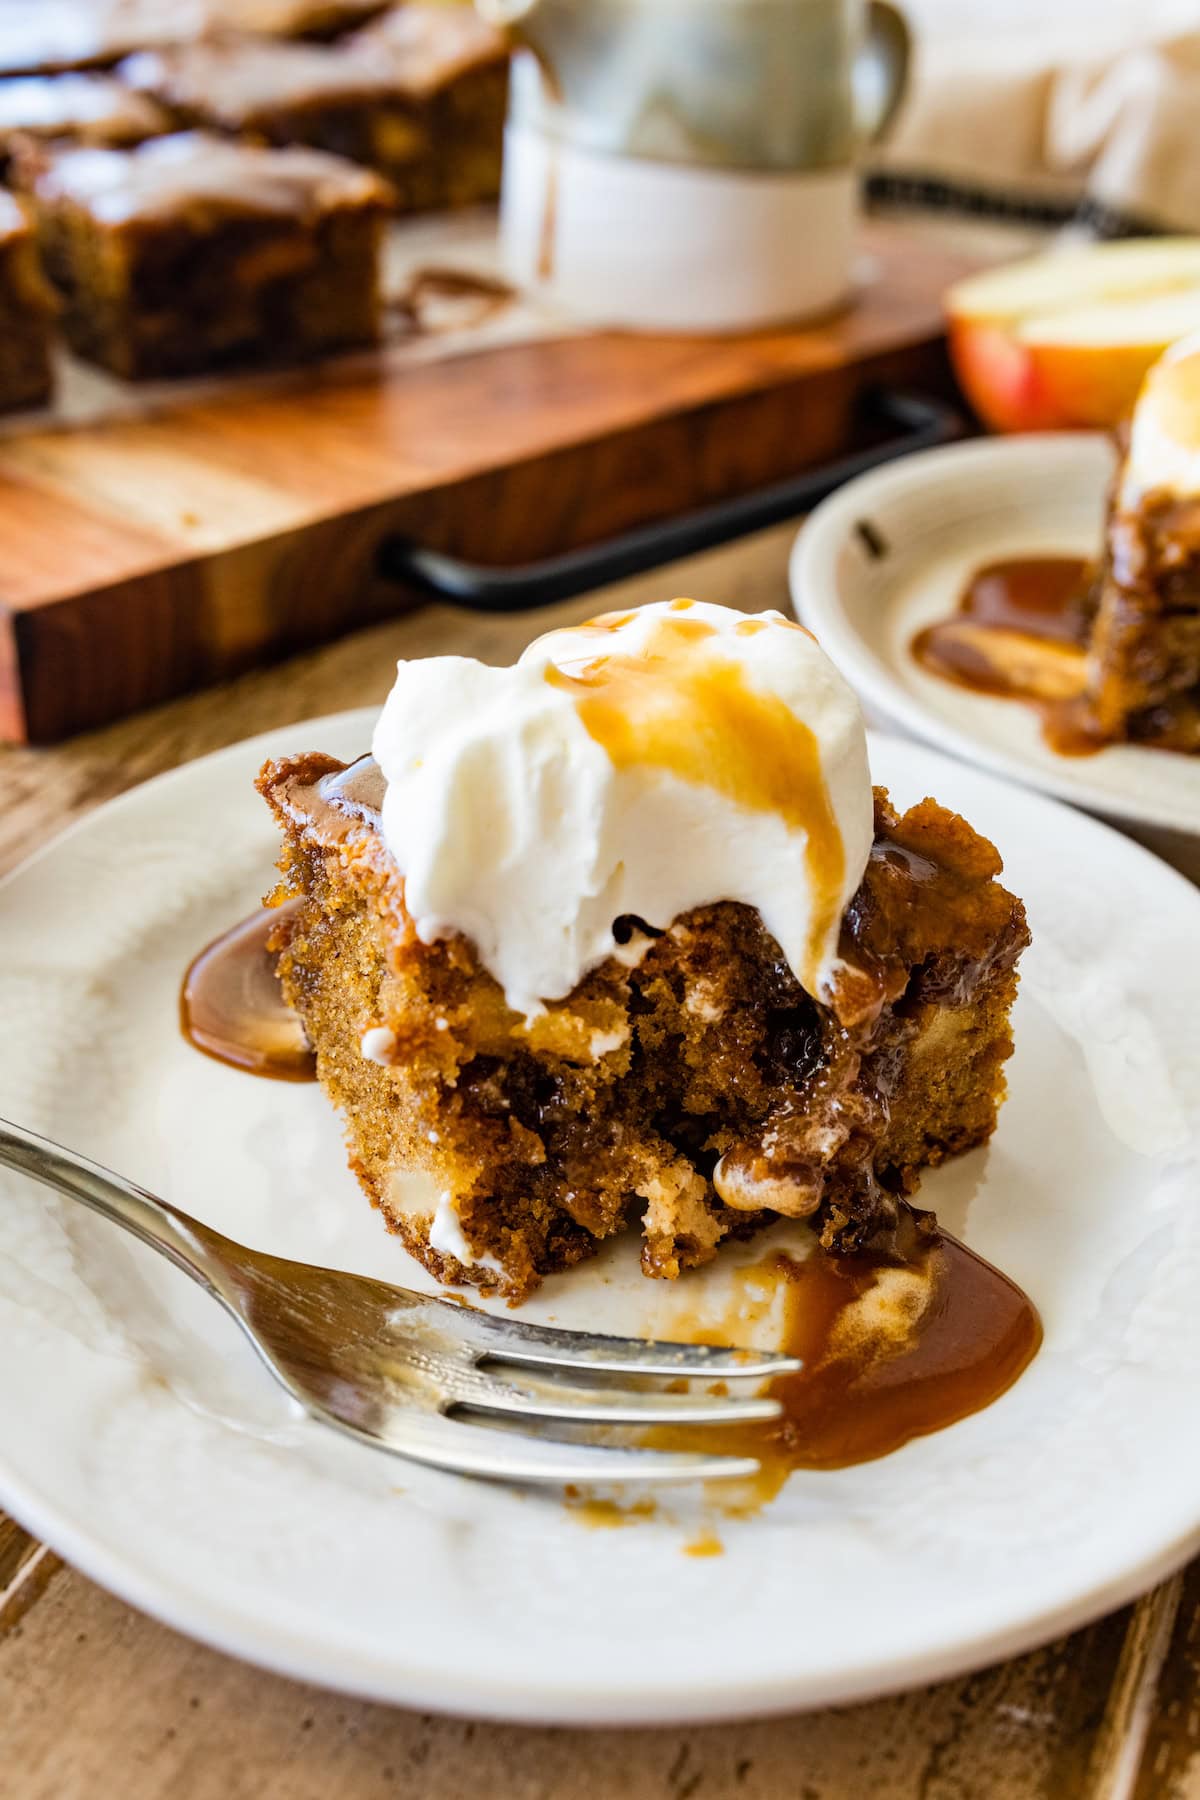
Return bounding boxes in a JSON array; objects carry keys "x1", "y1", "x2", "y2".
[{"x1": 0, "y1": 1120, "x2": 800, "y2": 1485}]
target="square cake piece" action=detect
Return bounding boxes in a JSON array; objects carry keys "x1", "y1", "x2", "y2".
[
  {"x1": 1081, "y1": 347, "x2": 1200, "y2": 752},
  {"x1": 16, "y1": 130, "x2": 392, "y2": 377},
  {"x1": 119, "y1": 6, "x2": 509, "y2": 211},
  {"x1": 1085, "y1": 494, "x2": 1200, "y2": 753},
  {"x1": 258, "y1": 602, "x2": 1030, "y2": 1302},
  {"x1": 339, "y1": 3, "x2": 508, "y2": 209},
  {"x1": 0, "y1": 191, "x2": 55, "y2": 413}
]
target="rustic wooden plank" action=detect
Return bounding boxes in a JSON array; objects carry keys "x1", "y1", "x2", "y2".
[
  {"x1": 0, "y1": 461, "x2": 177, "y2": 608},
  {"x1": 0, "y1": 1519, "x2": 61, "y2": 1640},
  {"x1": 0, "y1": 1566, "x2": 1140, "y2": 1800},
  {"x1": 1086, "y1": 1580, "x2": 1186, "y2": 1800},
  {"x1": 0, "y1": 223, "x2": 969, "y2": 741},
  {"x1": 1134, "y1": 1562, "x2": 1200, "y2": 1800},
  {"x1": 0, "y1": 1517, "x2": 37, "y2": 1590}
]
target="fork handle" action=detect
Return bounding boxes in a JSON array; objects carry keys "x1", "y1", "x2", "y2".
[{"x1": 0, "y1": 1117, "x2": 231, "y2": 1295}]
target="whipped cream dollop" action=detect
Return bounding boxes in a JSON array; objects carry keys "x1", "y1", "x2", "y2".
[
  {"x1": 1122, "y1": 329, "x2": 1200, "y2": 503},
  {"x1": 371, "y1": 599, "x2": 873, "y2": 1015}
]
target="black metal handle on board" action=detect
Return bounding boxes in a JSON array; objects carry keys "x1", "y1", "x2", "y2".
[{"x1": 377, "y1": 388, "x2": 963, "y2": 613}]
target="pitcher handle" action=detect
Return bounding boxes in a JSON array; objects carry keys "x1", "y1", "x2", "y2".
[{"x1": 856, "y1": 1, "x2": 910, "y2": 144}]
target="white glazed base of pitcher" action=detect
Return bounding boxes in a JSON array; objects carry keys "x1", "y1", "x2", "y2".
[{"x1": 500, "y1": 124, "x2": 857, "y2": 333}]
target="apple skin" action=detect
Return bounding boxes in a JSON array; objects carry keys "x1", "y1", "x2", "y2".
[
  {"x1": 949, "y1": 315, "x2": 1174, "y2": 434},
  {"x1": 945, "y1": 239, "x2": 1200, "y2": 433},
  {"x1": 947, "y1": 317, "x2": 1065, "y2": 434}
]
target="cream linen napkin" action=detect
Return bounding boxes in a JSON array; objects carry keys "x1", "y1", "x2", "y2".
[{"x1": 870, "y1": 26, "x2": 1200, "y2": 234}]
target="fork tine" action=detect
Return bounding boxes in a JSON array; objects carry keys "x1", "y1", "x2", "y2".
[
  {"x1": 450, "y1": 1370, "x2": 784, "y2": 1428},
  {"x1": 424, "y1": 1300, "x2": 803, "y2": 1379},
  {"x1": 312, "y1": 1400, "x2": 763, "y2": 1484}
]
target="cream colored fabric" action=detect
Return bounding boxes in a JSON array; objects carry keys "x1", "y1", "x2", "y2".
[{"x1": 874, "y1": 20, "x2": 1200, "y2": 231}]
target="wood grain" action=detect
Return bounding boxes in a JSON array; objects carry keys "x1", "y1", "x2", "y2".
[
  {"x1": 1135, "y1": 1563, "x2": 1200, "y2": 1800},
  {"x1": 0, "y1": 1520, "x2": 60, "y2": 1640},
  {"x1": 1, "y1": 518, "x2": 1198, "y2": 1797},
  {"x1": 0, "y1": 223, "x2": 967, "y2": 742},
  {"x1": 1088, "y1": 1580, "x2": 1187, "y2": 1800},
  {"x1": 0, "y1": 1572, "x2": 1142, "y2": 1800}
]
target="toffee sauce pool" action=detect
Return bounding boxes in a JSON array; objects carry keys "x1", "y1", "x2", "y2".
[
  {"x1": 647, "y1": 1233, "x2": 1040, "y2": 1505},
  {"x1": 180, "y1": 900, "x2": 315, "y2": 1081},
  {"x1": 912, "y1": 555, "x2": 1112, "y2": 755}
]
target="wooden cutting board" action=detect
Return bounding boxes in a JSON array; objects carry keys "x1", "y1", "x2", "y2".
[{"x1": 0, "y1": 219, "x2": 969, "y2": 743}]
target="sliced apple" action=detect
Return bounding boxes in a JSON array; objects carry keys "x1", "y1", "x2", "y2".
[{"x1": 945, "y1": 239, "x2": 1200, "y2": 432}]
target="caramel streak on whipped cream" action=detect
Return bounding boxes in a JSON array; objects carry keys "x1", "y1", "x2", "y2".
[
  {"x1": 371, "y1": 599, "x2": 873, "y2": 1016},
  {"x1": 545, "y1": 605, "x2": 847, "y2": 986}
]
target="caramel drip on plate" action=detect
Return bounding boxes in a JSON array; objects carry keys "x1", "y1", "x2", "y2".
[
  {"x1": 950, "y1": 556, "x2": 1091, "y2": 643},
  {"x1": 911, "y1": 556, "x2": 1113, "y2": 756},
  {"x1": 683, "y1": 1531, "x2": 725, "y2": 1557},
  {"x1": 647, "y1": 1229, "x2": 1040, "y2": 1514},
  {"x1": 546, "y1": 607, "x2": 845, "y2": 988},
  {"x1": 181, "y1": 902, "x2": 315, "y2": 1082},
  {"x1": 562, "y1": 1490, "x2": 658, "y2": 1529}
]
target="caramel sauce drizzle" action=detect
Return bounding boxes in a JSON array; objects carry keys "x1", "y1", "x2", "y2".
[
  {"x1": 684, "y1": 1531, "x2": 725, "y2": 1557},
  {"x1": 180, "y1": 901, "x2": 316, "y2": 1082},
  {"x1": 647, "y1": 1229, "x2": 1040, "y2": 1513},
  {"x1": 546, "y1": 603, "x2": 845, "y2": 989},
  {"x1": 911, "y1": 556, "x2": 1113, "y2": 756}
]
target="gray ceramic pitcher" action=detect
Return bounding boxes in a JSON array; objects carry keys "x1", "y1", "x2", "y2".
[{"x1": 480, "y1": 0, "x2": 909, "y2": 329}]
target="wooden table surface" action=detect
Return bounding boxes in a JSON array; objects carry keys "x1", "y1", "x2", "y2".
[{"x1": 1, "y1": 522, "x2": 1198, "y2": 1800}]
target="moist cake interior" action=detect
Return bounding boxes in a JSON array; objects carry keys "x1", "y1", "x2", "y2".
[
  {"x1": 259, "y1": 753, "x2": 1029, "y2": 1302},
  {"x1": 1084, "y1": 480, "x2": 1200, "y2": 752}
]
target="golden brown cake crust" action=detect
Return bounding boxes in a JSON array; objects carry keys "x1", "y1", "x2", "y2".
[
  {"x1": 1086, "y1": 486, "x2": 1200, "y2": 752},
  {"x1": 257, "y1": 754, "x2": 1030, "y2": 1302},
  {"x1": 18, "y1": 132, "x2": 390, "y2": 378}
]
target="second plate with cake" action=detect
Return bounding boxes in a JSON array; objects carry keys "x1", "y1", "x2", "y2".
[{"x1": 791, "y1": 432, "x2": 1200, "y2": 838}]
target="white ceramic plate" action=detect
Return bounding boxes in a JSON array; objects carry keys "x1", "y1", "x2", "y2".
[
  {"x1": 790, "y1": 433, "x2": 1200, "y2": 836},
  {"x1": 2, "y1": 712, "x2": 1199, "y2": 1725}
]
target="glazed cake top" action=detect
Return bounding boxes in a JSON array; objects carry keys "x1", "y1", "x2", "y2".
[
  {"x1": 118, "y1": 36, "x2": 406, "y2": 122},
  {"x1": 120, "y1": 5, "x2": 507, "y2": 123},
  {"x1": 345, "y1": 4, "x2": 508, "y2": 93},
  {"x1": 27, "y1": 129, "x2": 393, "y2": 223},
  {"x1": 0, "y1": 72, "x2": 168, "y2": 143}
]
